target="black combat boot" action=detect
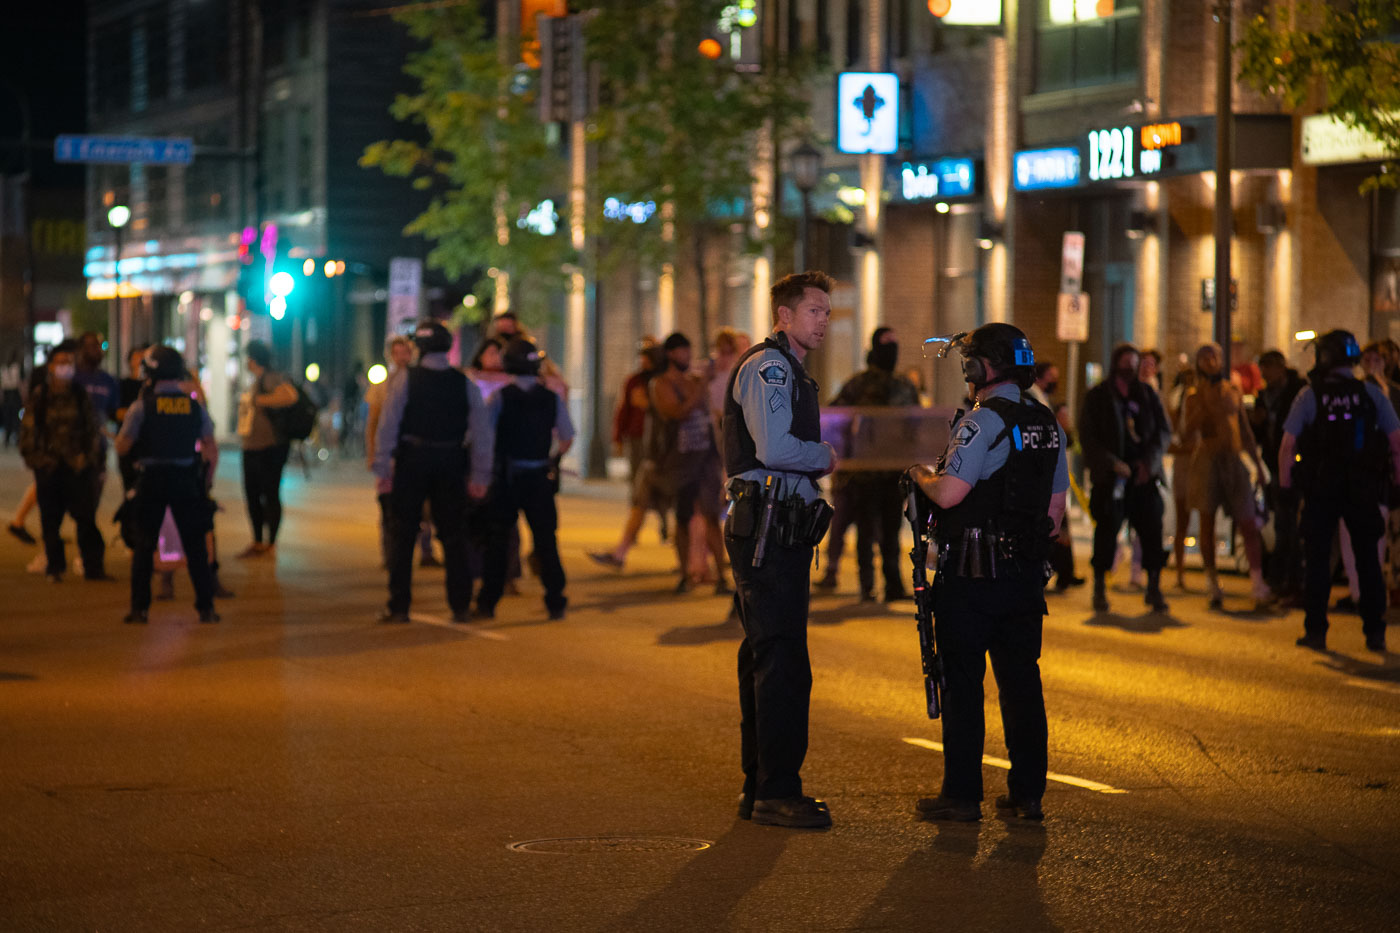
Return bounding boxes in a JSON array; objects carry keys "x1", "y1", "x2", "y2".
[
  {"x1": 1144, "y1": 569, "x2": 1168, "y2": 612},
  {"x1": 1092, "y1": 572, "x2": 1109, "y2": 612}
]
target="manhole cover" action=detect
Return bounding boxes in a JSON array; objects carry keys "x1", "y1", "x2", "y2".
[{"x1": 507, "y1": 835, "x2": 712, "y2": 854}]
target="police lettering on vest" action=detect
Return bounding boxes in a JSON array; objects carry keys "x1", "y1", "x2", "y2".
[
  {"x1": 134, "y1": 386, "x2": 205, "y2": 465},
  {"x1": 1298, "y1": 374, "x2": 1389, "y2": 497}
]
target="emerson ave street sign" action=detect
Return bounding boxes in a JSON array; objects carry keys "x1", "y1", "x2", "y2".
[{"x1": 54, "y1": 135, "x2": 194, "y2": 166}]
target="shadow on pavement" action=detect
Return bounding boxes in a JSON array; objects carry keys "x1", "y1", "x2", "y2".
[
  {"x1": 607, "y1": 822, "x2": 788, "y2": 931},
  {"x1": 657, "y1": 617, "x2": 743, "y2": 647},
  {"x1": 1083, "y1": 611, "x2": 1187, "y2": 634},
  {"x1": 1322, "y1": 655, "x2": 1400, "y2": 683},
  {"x1": 856, "y1": 821, "x2": 1053, "y2": 930},
  {"x1": 0, "y1": 671, "x2": 37, "y2": 681}
]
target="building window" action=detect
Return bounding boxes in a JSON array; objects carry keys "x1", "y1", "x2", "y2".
[
  {"x1": 94, "y1": 17, "x2": 133, "y2": 115},
  {"x1": 263, "y1": 108, "x2": 286, "y2": 215},
  {"x1": 145, "y1": 166, "x2": 169, "y2": 232},
  {"x1": 817, "y1": 0, "x2": 830, "y2": 58},
  {"x1": 261, "y1": 0, "x2": 287, "y2": 71},
  {"x1": 185, "y1": 126, "x2": 231, "y2": 226},
  {"x1": 296, "y1": 105, "x2": 314, "y2": 209},
  {"x1": 889, "y1": 0, "x2": 909, "y2": 61},
  {"x1": 846, "y1": 0, "x2": 863, "y2": 67},
  {"x1": 184, "y1": 0, "x2": 231, "y2": 92},
  {"x1": 1035, "y1": 0, "x2": 1141, "y2": 93}
]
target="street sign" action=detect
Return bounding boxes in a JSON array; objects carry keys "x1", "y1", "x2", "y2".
[
  {"x1": 387, "y1": 257, "x2": 423, "y2": 341},
  {"x1": 1057, "y1": 292, "x2": 1089, "y2": 343},
  {"x1": 1060, "y1": 231, "x2": 1085, "y2": 295},
  {"x1": 54, "y1": 134, "x2": 194, "y2": 165}
]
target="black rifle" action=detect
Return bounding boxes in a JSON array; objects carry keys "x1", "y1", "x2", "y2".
[
  {"x1": 752, "y1": 475, "x2": 778, "y2": 568},
  {"x1": 901, "y1": 472, "x2": 944, "y2": 720}
]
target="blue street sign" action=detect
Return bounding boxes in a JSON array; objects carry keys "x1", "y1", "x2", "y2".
[{"x1": 54, "y1": 135, "x2": 194, "y2": 166}]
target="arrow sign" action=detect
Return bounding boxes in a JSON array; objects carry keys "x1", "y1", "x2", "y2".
[{"x1": 54, "y1": 135, "x2": 194, "y2": 165}]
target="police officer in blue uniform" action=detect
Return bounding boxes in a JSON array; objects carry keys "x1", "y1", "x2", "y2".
[
  {"x1": 723, "y1": 271, "x2": 839, "y2": 829},
  {"x1": 477, "y1": 337, "x2": 573, "y2": 620},
  {"x1": 114, "y1": 345, "x2": 220, "y2": 624},
  {"x1": 1279, "y1": 329, "x2": 1400, "y2": 652},
  {"x1": 905, "y1": 323, "x2": 1070, "y2": 822},
  {"x1": 373, "y1": 320, "x2": 494, "y2": 624}
]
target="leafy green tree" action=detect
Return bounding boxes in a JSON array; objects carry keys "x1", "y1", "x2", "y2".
[
  {"x1": 1237, "y1": 0, "x2": 1400, "y2": 189},
  {"x1": 360, "y1": 4, "x2": 574, "y2": 324}
]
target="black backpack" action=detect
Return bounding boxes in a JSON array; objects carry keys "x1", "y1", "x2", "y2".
[{"x1": 265, "y1": 376, "x2": 319, "y2": 442}]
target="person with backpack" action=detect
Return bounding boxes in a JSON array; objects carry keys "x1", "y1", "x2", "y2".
[
  {"x1": 236, "y1": 341, "x2": 298, "y2": 558},
  {"x1": 113, "y1": 346, "x2": 220, "y2": 624},
  {"x1": 372, "y1": 321, "x2": 494, "y2": 624},
  {"x1": 1280, "y1": 330, "x2": 1400, "y2": 653}
]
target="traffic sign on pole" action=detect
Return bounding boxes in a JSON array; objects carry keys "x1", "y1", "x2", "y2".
[{"x1": 54, "y1": 135, "x2": 195, "y2": 165}]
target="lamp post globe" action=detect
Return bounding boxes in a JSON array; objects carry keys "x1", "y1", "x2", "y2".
[
  {"x1": 107, "y1": 204, "x2": 130, "y2": 228},
  {"x1": 790, "y1": 142, "x2": 823, "y2": 272}
]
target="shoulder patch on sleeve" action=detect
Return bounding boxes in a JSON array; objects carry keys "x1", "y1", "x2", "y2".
[
  {"x1": 951, "y1": 418, "x2": 981, "y2": 448},
  {"x1": 758, "y1": 359, "x2": 788, "y2": 386}
]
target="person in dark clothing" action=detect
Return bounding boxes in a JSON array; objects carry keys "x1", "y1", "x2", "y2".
[
  {"x1": 906, "y1": 323, "x2": 1069, "y2": 823},
  {"x1": 826, "y1": 327, "x2": 919, "y2": 602},
  {"x1": 114, "y1": 346, "x2": 220, "y2": 624},
  {"x1": 1281, "y1": 330, "x2": 1400, "y2": 653},
  {"x1": 19, "y1": 341, "x2": 108, "y2": 582},
  {"x1": 477, "y1": 337, "x2": 573, "y2": 620},
  {"x1": 1253, "y1": 350, "x2": 1308, "y2": 599},
  {"x1": 1078, "y1": 344, "x2": 1172, "y2": 613},
  {"x1": 237, "y1": 341, "x2": 298, "y2": 557},
  {"x1": 372, "y1": 321, "x2": 494, "y2": 623}
]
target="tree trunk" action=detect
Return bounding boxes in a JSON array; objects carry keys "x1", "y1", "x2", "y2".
[{"x1": 693, "y1": 223, "x2": 710, "y2": 354}]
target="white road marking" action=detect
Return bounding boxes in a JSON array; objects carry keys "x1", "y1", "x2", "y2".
[
  {"x1": 409, "y1": 613, "x2": 509, "y2": 640},
  {"x1": 1343, "y1": 678, "x2": 1400, "y2": 696},
  {"x1": 902, "y1": 737, "x2": 1129, "y2": 795}
]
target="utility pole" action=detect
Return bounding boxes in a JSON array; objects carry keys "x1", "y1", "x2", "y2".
[{"x1": 1214, "y1": 1, "x2": 1234, "y2": 370}]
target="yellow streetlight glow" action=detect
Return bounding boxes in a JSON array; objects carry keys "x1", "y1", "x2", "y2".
[
  {"x1": 367, "y1": 364, "x2": 388, "y2": 385},
  {"x1": 305, "y1": 363, "x2": 320, "y2": 383}
]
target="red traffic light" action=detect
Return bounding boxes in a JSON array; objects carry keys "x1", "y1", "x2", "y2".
[{"x1": 698, "y1": 38, "x2": 723, "y2": 59}]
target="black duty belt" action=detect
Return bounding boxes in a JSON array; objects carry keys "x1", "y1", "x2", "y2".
[{"x1": 934, "y1": 527, "x2": 1044, "y2": 580}]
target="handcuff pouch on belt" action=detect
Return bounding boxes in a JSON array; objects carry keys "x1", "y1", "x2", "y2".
[
  {"x1": 933, "y1": 526, "x2": 1031, "y2": 580},
  {"x1": 725, "y1": 478, "x2": 833, "y2": 548}
]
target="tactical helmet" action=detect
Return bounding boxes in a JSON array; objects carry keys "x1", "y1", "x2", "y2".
[
  {"x1": 413, "y1": 320, "x2": 453, "y2": 354},
  {"x1": 142, "y1": 345, "x2": 185, "y2": 381},
  {"x1": 960, "y1": 322, "x2": 1036, "y2": 389},
  {"x1": 503, "y1": 337, "x2": 545, "y2": 376},
  {"x1": 1314, "y1": 329, "x2": 1361, "y2": 371}
]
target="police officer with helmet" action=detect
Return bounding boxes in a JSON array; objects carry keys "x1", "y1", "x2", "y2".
[
  {"x1": 723, "y1": 271, "x2": 839, "y2": 829},
  {"x1": 905, "y1": 323, "x2": 1070, "y2": 822},
  {"x1": 113, "y1": 345, "x2": 220, "y2": 624},
  {"x1": 477, "y1": 336, "x2": 573, "y2": 620},
  {"x1": 373, "y1": 320, "x2": 494, "y2": 624},
  {"x1": 1279, "y1": 329, "x2": 1400, "y2": 652}
]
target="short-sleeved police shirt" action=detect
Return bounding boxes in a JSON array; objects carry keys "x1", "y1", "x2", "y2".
[
  {"x1": 1282, "y1": 376, "x2": 1400, "y2": 437},
  {"x1": 937, "y1": 383, "x2": 1070, "y2": 494}
]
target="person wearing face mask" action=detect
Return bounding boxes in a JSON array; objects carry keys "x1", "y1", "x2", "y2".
[
  {"x1": 904, "y1": 323, "x2": 1069, "y2": 823},
  {"x1": 1180, "y1": 343, "x2": 1273, "y2": 611},
  {"x1": 827, "y1": 327, "x2": 920, "y2": 602},
  {"x1": 1078, "y1": 344, "x2": 1171, "y2": 614},
  {"x1": 19, "y1": 340, "x2": 108, "y2": 583}
]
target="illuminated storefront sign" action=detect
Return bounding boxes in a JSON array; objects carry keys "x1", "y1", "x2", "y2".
[
  {"x1": 935, "y1": 1, "x2": 1003, "y2": 26},
  {"x1": 1013, "y1": 147, "x2": 1081, "y2": 191},
  {"x1": 894, "y1": 158, "x2": 977, "y2": 201},
  {"x1": 1140, "y1": 122, "x2": 1183, "y2": 150},
  {"x1": 1301, "y1": 114, "x2": 1395, "y2": 165},
  {"x1": 837, "y1": 72, "x2": 900, "y2": 155},
  {"x1": 1087, "y1": 126, "x2": 1136, "y2": 181}
]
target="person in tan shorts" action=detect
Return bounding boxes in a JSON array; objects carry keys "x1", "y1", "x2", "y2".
[{"x1": 1180, "y1": 343, "x2": 1272, "y2": 610}]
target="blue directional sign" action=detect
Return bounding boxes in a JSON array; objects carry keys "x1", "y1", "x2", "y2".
[{"x1": 54, "y1": 135, "x2": 194, "y2": 166}]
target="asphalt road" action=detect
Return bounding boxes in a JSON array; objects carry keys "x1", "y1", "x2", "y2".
[{"x1": 1, "y1": 448, "x2": 1397, "y2": 932}]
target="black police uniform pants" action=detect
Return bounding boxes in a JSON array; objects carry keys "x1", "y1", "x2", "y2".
[
  {"x1": 35, "y1": 464, "x2": 105, "y2": 577},
  {"x1": 1302, "y1": 494, "x2": 1386, "y2": 641},
  {"x1": 387, "y1": 449, "x2": 474, "y2": 617},
  {"x1": 850, "y1": 474, "x2": 904, "y2": 597},
  {"x1": 727, "y1": 533, "x2": 813, "y2": 801},
  {"x1": 130, "y1": 466, "x2": 215, "y2": 613},
  {"x1": 934, "y1": 569, "x2": 1048, "y2": 804},
  {"x1": 479, "y1": 467, "x2": 566, "y2": 614},
  {"x1": 242, "y1": 443, "x2": 289, "y2": 545},
  {"x1": 1089, "y1": 479, "x2": 1165, "y2": 573}
]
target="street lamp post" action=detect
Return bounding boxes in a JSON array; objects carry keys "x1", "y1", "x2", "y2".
[
  {"x1": 791, "y1": 141, "x2": 823, "y2": 273},
  {"x1": 107, "y1": 204, "x2": 130, "y2": 367}
]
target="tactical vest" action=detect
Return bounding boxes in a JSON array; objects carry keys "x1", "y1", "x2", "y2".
[
  {"x1": 936, "y1": 394, "x2": 1060, "y2": 560},
  {"x1": 723, "y1": 335, "x2": 822, "y2": 479},
  {"x1": 399, "y1": 367, "x2": 469, "y2": 446},
  {"x1": 133, "y1": 386, "x2": 204, "y2": 463},
  {"x1": 1298, "y1": 375, "x2": 1389, "y2": 498},
  {"x1": 497, "y1": 382, "x2": 558, "y2": 462}
]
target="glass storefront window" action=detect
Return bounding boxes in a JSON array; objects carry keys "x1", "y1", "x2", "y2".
[{"x1": 1036, "y1": 0, "x2": 1140, "y2": 92}]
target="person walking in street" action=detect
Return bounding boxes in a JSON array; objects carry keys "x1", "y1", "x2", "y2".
[
  {"x1": 1179, "y1": 343, "x2": 1274, "y2": 611},
  {"x1": 905, "y1": 323, "x2": 1068, "y2": 823},
  {"x1": 372, "y1": 321, "x2": 494, "y2": 624},
  {"x1": 1252, "y1": 350, "x2": 1307, "y2": 602},
  {"x1": 476, "y1": 337, "x2": 572, "y2": 620},
  {"x1": 828, "y1": 327, "x2": 919, "y2": 602},
  {"x1": 18, "y1": 340, "x2": 108, "y2": 582},
  {"x1": 113, "y1": 346, "x2": 220, "y2": 624},
  {"x1": 237, "y1": 341, "x2": 297, "y2": 558},
  {"x1": 651, "y1": 332, "x2": 728, "y2": 595},
  {"x1": 723, "y1": 271, "x2": 838, "y2": 829},
  {"x1": 366, "y1": 335, "x2": 436, "y2": 569},
  {"x1": 1079, "y1": 344, "x2": 1171, "y2": 614},
  {"x1": 1280, "y1": 330, "x2": 1400, "y2": 653}
]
